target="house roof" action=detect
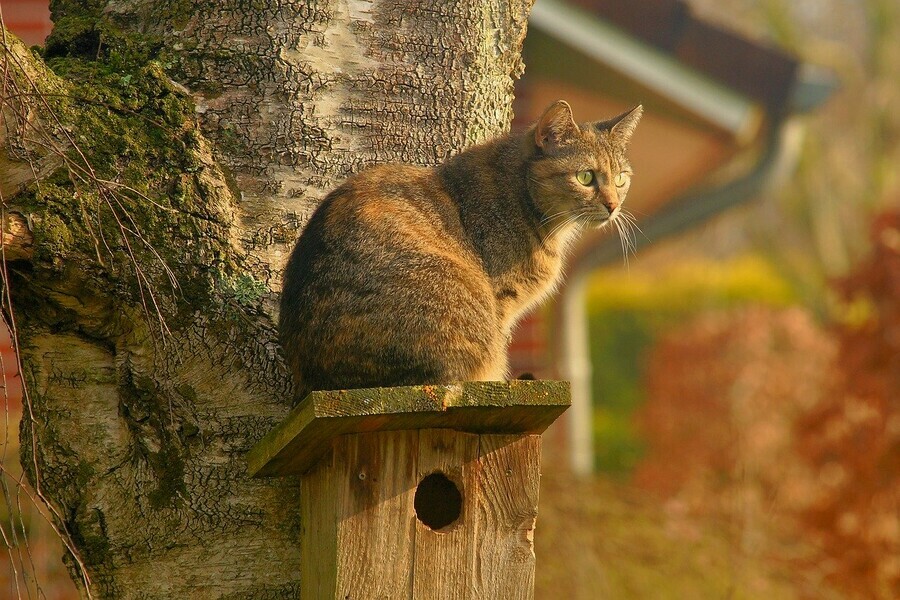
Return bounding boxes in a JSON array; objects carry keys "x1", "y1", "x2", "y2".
[
  {"x1": 519, "y1": 2, "x2": 836, "y2": 475},
  {"x1": 529, "y1": 0, "x2": 815, "y2": 139},
  {"x1": 567, "y1": 0, "x2": 799, "y2": 114},
  {"x1": 1, "y1": 0, "x2": 53, "y2": 46},
  {"x1": 520, "y1": 0, "x2": 835, "y2": 277},
  {"x1": 528, "y1": 0, "x2": 762, "y2": 138}
]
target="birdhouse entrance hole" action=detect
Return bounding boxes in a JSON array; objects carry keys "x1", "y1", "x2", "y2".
[
  {"x1": 247, "y1": 382, "x2": 572, "y2": 598},
  {"x1": 414, "y1": 471, "x2": 462, "y2": 530}
]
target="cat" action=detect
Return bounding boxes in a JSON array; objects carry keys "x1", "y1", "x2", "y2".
[{"x1": 279, "y1": 100, "x2": 641, "y2": 401}]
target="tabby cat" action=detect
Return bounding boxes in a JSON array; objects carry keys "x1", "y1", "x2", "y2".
[{"x1": 280, "y1": 100, "x2": 642, "y2": 401}]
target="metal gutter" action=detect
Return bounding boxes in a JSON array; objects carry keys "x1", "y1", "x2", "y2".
[
  {"x1": 574, "y1": 124, "x2": 790, "y2": 275},
  {"x1": 556, "y1": 123, "x2": 793, "y2": 475},
  {"x1": 530, "y1": 0, "x2": 761, "y2": 138},
  {"x1": 529, "y1": 1, "x2": 838, "y2": 475}
]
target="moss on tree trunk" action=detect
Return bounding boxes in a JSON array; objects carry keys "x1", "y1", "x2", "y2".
[{"x1": 2, "y1": 0, "x2": 533, "y2": 597}]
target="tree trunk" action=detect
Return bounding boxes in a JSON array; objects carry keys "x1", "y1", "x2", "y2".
[{"x1": 1, "y1": 0, "x2": 532, "y2": 597}]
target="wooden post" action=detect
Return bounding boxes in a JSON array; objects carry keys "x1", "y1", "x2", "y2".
[{"x1": 248, "y1": 380, "x2": 570, "y2": 599}]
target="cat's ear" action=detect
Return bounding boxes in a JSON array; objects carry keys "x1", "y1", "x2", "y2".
[
  {"x1": 597, "y1": 105, "x2": 643, "y2": 146},
  {"x1": 535, "y1": 100, "x2": 578, "y2": 150}
]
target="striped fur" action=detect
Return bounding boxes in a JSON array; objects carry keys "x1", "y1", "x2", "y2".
[{"x1": 280, "y1": 101, "x2": 642, "y2": 401}]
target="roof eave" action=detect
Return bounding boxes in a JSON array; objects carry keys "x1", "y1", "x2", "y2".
[{"x1": 530, "y1": 0, "x2": 763, "y2": 139}]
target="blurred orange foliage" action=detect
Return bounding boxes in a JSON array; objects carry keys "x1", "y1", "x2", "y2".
[{"x1": 635, "y1": 208, "x2": 899, "y2": 599}]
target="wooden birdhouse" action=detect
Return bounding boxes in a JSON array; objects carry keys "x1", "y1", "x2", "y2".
[{"x1": 247, "y1": 380, "x2": 569, "y2": 599}]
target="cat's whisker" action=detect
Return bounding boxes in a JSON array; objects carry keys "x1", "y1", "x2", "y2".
[
  {"x1": 613, "y1": 217, "x2": 630, "y2": 270},
  {"x1": 621, "y1": 210, "x2": 649, "y2": 243},
  {"x1": 545, "y1": 212, "x2": 581, "y2": 240},
  {"x1": 618, "y1": 214, "x2": 637, "y2": 255},
  {"x1": 542, "y1": 214, "x2": 566, "y2": 236},
  {"x1": 627, "y1": 222, "x2": 639, "y2": 256},
  {"x1": 556, "y1": 209, "x2": 590, "y2": 238},
  {"x1": 622, "y1": 213, "x2": 640, "y2": 255},
  {"x1": 626, "y1": 208, "x2": 651, "y2": 217},
  {"x1": 619, "y1": 210, "x2": 636, "y2": 236},
  {"x1": 540, "y1": 209, "x2": 575, "y2": 227},
  {"x1": 539, "y1": 212, "x2": 575, "y2": 239},
  {"x1": 544, "y1": 220, "x2": 566, "y2": 240},
  {"x1": 615, "y1": 219, "x2": 627, "y2": 268},
  {"x1": 612, "y1": 212, "x2": 637, "y2": 257}
]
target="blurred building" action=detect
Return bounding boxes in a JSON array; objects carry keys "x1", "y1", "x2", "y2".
[
  {"x1": 2, "y1": 1, "x2": 51, "y2": 414},
  {"x1": 0, "y1": 0, "x2": 51, "y2": 46},
  {"x1": 510, "y1": 0, "x2": 834, "y2": 472}
]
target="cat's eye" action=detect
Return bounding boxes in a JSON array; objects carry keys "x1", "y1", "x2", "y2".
[
  {"x1": 615, "y1": 172, "x2": 630, "y2": 187},
  {"x1": 576, "y1": 170, "x2": 594, "y2": 186}
]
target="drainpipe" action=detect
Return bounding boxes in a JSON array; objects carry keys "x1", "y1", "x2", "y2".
[
  {"x1": 558, "y1": 274, "x2": 593, "y2": 475},
  {"x1": 557, "y1": 120, "x2": 803, "y2": 476}
]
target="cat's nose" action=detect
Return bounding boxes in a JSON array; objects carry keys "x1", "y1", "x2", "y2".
[{"x1": 601, "y1": 191, "x2": 619, "y2": 213}]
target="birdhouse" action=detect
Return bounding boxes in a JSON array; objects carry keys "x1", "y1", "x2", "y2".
[{"x1": 247, "y1": 380, "x2": 570, "y2": 599}]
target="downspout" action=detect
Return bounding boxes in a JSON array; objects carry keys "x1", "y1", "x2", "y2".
[
  {"x1": 558, "y1": 274, "x2": 593, "y2": 475},
  {"x1": 557, "y1": 120, "x2": 802, "y2": 475}
]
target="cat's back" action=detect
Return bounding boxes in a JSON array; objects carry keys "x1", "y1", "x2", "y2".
[
  {"x1": 306, "y1": 163, "x2": 467, "y2": 248},
  {"x1": 284, "y1": 162, "x2": 482, "y2": 298},
  {"x1": 279, "y1": 162, "x2": 500, "y2": 397}
]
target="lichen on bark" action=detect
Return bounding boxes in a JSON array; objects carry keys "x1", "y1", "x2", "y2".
[{"x1": 2, "y1": 0, "x2": 534, "y2": 596}]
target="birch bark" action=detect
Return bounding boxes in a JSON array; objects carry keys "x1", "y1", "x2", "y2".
[{"x1": 0, "y1": 0, "x2": 533, "y2": 596}]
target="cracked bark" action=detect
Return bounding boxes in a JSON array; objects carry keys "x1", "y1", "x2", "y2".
[{"x1": 2, "y1": 0, "x2": 533, "y2": 597}]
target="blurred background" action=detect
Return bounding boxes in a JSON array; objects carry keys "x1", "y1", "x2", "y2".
[{"x1": 2, "y1": 0, "x2": 898, "y2": 598}]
